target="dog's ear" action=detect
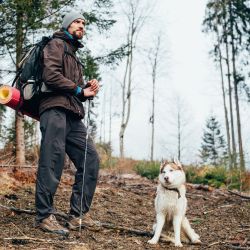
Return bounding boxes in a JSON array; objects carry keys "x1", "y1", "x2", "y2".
[
  {"x1": 160, "y1": 160, "x2": 164, "y2": 173},
  {"x1": 160, "y1": 159, "x2": 166, "y2": 173},
  {"x1": 160, "y1": 159, "x2": 169, "y2": 173},
  {"x1": 173, "y1": 158, "x2": 183, "y2": 170}
]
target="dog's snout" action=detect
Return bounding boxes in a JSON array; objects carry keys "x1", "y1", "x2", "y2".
[{"x1": 164, "y1": 176, "x2": 169, "y2": 182}]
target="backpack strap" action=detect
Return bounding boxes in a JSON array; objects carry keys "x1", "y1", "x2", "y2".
[
  {"x1": 11, "y1": 69, "x2": 22, "y2": 87},
  {"x1": 51, "y1": 38, "x2": 84, "y2": 77},
  {"x1": 62, "y1": 41, "x2": 85, "y2": 68}
]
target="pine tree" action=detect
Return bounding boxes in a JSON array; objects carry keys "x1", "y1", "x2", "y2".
[
  {"x1": 200, "y1": 115, "x2": 227, "y2": 166},
  {"x1": 203, "y1": 0, "x2": 250, "y2": 170}
]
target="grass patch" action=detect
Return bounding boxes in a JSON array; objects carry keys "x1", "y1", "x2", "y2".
[
  {"x1": 191, "y1": 218, "x2": 203, "y2": 225},
  {"x1": 185, "y1": 165, "x2": 249, "y2": 190}
]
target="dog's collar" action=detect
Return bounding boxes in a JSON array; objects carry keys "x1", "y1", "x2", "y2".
[{"x1": 164, "y1": 187, "x2": 181, "y2": 199}]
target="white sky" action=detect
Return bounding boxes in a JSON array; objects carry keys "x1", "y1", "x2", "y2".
[{"x1": 96, "y1": 0, "x2": 250, "y2": 166}]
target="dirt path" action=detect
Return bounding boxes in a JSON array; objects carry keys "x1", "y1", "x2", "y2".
[{"x1": 0, "y1": 168, "x2": 249, "y2": 249}]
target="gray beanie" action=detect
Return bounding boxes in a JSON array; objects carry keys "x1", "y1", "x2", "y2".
[{"x1": 62, "y1": 11, "x2": 85, "y2": 29}]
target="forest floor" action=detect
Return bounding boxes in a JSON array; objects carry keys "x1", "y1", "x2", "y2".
[{"x1": 0, "y1": 166, "x2": 249, "y2": 250}]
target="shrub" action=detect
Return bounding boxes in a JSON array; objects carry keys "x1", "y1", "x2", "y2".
[
  {"x1": 203, "y1": 166, "x2": 227, "y2": 187},
  {"x1": 96, "y1": 142, "x2": 115, "y2": 169},
  {"x1": 134, "y1": 161, "x2": 160, "y2": 180},
  {"x1": 185, "y1": 166, "x2": 204, "y2": 184}
]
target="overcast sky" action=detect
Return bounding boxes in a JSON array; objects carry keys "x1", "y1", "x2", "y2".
[{"x1": 95, "y1": 0, "x2": 250, "y2": 166}]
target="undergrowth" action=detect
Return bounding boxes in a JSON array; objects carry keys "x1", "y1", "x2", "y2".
[{"x1": 133, "y1": 161, "x2": 250, "y2": 191}]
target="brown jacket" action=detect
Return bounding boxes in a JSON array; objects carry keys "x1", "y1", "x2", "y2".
[{"x1": 39, "y1": 31, "x2": 86, "y2": 118}]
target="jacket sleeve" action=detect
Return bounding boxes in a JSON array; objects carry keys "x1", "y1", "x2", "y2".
[{"x1": 42, "y1": 39, "x2": 77, "y2": 94}]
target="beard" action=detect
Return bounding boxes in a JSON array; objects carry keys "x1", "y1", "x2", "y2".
[{"x1": 72, "y1": 30, "x2": 83, "y2": 40}]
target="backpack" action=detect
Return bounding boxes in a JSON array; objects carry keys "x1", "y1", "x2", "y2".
[
  {"x1": 12, "y1": 36, "x2": 84, "y2": 120},
  {"x1": 12, "y1": 36, "x2": 54, "y2": 119}
]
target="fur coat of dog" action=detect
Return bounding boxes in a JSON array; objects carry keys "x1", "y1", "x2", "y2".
[{"x1": 148, "y1": 160, "x2": 201, "y2": 247}]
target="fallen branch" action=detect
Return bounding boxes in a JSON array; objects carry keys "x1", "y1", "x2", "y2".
[
  {"x1": 0, "y1": 164, "x2": 36, "y2": 168},
  {"x1": 225, "y1": 245, "x2": 250, "y2": 250},
  {"x1": 96, "y1": 222, "x2": 153, "y2": 237},
  {"x1": 203, "y1": 209, "x2": 215, "y2": 215},
  {"x1": 236, "y1": 229, "x2": 250, "y2": 233},
  {"x1": 186, "y1": 183, "x2": 213, "y2": 192},
  {"x1": 0, "y1": 204, "x2": 35, "y2": 215},
  {"x1": 203, "y1": 204, "x2": 235, "y2": 215},
  {"x1": 0, "y1": 204, "x2": 69, "y2": 219},
  {"x1": 186, "y1": 193, "x2": 211, "y2": 200},
  {"x1": 227, "y1": 190, "x2": 250, "y2": 200},
  {"x1": 0, "y1": 152, "x2": 13, "y2": 160},
  {"x1": 208, "y1": 241, "x2": 222, "y2": 247}
]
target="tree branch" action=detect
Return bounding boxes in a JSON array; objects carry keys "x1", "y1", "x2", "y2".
[
  {"x1": 0, "y1": 204, "x2": 69, "y2": 220},
  {"x1": 227, "y1": 190, "x2": 250, "y2": 200}
]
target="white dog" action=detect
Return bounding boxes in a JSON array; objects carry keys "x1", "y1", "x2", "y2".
[{"x1": 148, "y1": 160, "x2": 201, "y2": 247}]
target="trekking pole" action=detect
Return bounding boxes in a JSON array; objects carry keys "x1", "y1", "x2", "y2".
[{"x1": 79, "y1": 98, "x2": 92, "y2": 234}]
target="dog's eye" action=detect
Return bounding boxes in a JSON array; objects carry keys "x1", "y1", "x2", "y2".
[{"x1": 170, "y1": 169, "x2": 173, "y2": 172}]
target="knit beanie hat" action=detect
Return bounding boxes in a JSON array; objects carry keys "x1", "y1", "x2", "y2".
[{"x1": 62, "y1": 11, "x2": 85, "y2": 29}]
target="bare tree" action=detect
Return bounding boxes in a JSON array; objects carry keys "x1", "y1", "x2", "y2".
[
  {"x1": 118, "y1": 0, "x2": 151, "y2": 158},
  {"x1": 164, "y1": 94, "x2": 194, "y2": 162},
  {"x1": 148, "y1": 34, "x2": 165, "y2": 161}
]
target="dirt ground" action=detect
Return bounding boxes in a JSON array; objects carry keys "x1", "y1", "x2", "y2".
[{"x1": 0, "y1": 167, "x2": 249, "y2": 250}]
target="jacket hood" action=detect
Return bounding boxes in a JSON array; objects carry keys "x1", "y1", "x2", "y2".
[{"x1": 53, "y1": 30, "x2": 84, "y2": 50}]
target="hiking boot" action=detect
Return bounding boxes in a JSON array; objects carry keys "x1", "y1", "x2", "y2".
[
  {"x1": 36, "y1": 214, "x2": 69, "y2": 236},
  {"x1": 66, "y1": 213, "x2": 98, "y2": 230}
]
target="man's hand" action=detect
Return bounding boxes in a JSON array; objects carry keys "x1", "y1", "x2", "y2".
[
  {"x1": 88, "y1": 79, "x2": 99, "y2": 94},
  {"x1": 83, "y1": 79, "x2": 100, "y2": 97}
]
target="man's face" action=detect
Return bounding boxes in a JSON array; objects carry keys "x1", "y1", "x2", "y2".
[{"x1": 68, "y1": 18, "x2": 85, "y2": 39}]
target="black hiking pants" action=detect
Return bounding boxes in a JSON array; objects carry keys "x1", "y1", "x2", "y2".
[{"x1": 35, "y1": 108, "x2": 99, "y2": 222}]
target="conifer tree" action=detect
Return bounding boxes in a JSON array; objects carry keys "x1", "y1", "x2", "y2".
[{"x1": 200, "y1": 115, "x2": 227, "y2": 166}]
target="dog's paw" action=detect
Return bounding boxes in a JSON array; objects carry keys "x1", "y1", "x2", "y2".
[
  {"x1": 192, "y1": 239, "x2": 201, "y2": 244},
  {"x1": 190, "y1": 233, "x2": 201, "y2": 244},
  {"x1": 148, "y1": 239, "x2": 158, "y2": 244},
  {"x1": 174, "y1": 242, "x2": 183, "y2": 247}
]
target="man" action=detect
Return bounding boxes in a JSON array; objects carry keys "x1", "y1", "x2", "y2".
[{"x1": 35, "y1": 11, "x2": 100, "y2": 236}]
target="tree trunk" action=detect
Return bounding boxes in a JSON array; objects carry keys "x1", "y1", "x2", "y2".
[
  {"x1": 216, "y1": 25, "x2": 232, "y2": 169},
  {"x1": 225, "y1": 39, "x2": 237, "y2": 168},
  {"x1": 150, "y1": 66, "x2": 155, "y2": 162},
  {"x1": 177, "y1": 111, "x2": 181, "y2": 161},
  {"x1": 119, "y1": 40, "x2": 130, "y2": 158},
  {"x1": 222, "y1": 4, "x2": 237, "y2": 169},
  {"x1": 149, "y1": 35, "x2": 161, "y2": 161},
  {"x1": 119, "y1": 23, "x2": 134, "y2": 158},
  {"x1": 229, "y1": 2, "x2": 245, "y2": 171},
  {"x1": 15, "y1": 6, "x2": 25, "y2": 165},
  {"x1": 109, "y1": 84, "x2": 112, "y2": 145}
]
